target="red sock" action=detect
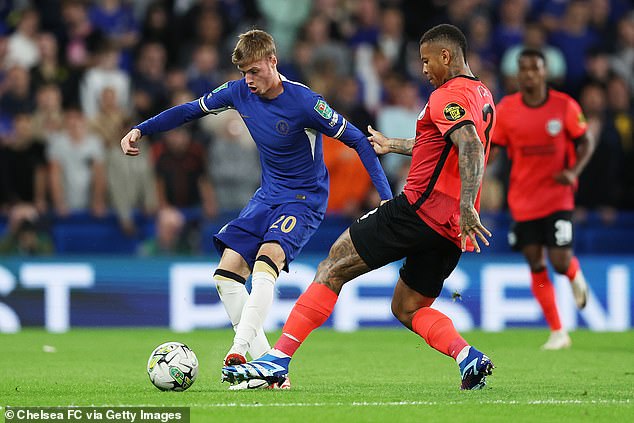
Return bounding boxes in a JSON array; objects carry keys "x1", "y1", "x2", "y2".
[
  {"x1": 274, "y1": 283, "x2": 338, "y2": 357},
  {"x1": 531, "y1": 269, "x2": 562, "y2": 331},
  {"x1": 565, "y1": 256, "x2": 580, "y2": 281},
  {"x1": 412, "y1": 308, "x2": 468, "y2": 359}
]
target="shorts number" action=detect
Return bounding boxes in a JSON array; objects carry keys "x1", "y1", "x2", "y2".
[
  {"x1": 554, "y1": 219, "x2": 573, "y2": 246},
  {"x1": 270, "y1": 215, "x2": 297, "y2": 233}
]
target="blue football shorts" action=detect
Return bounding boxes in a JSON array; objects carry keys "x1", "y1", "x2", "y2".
[{"x1": 213, "y1": 198, "x2": 325, "y2": 271}]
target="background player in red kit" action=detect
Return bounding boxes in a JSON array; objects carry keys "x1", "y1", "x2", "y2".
[
  {"x1": 223, "y1": 24, "x2": 496, "y2": 390},
  {"x1": 492, "y1": 49, "x2": 595, "y2": 350}
]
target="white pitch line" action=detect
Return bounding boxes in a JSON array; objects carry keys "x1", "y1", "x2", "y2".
[{"x1": 39, "y1": 399, "x2": 630, "y2": 409}]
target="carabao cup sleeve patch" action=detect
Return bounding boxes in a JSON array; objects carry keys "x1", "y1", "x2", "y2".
[
  {"x1": 314, "y1": 99, "x2": 334, "y2": 119},
  {"x1": 443, "y1": 103, "x2": 467, "y2": 121}
]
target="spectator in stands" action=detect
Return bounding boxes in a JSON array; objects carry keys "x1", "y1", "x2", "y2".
[
  {"x1": 610, "y1": 12, "x2": 634, "y2": 96},
  {"x1": 140, "y1": 1, "x2": 179, "y2": 64},
  {"x1": 605, "y1": 75, "x2": 634, "y2": 209},
  {"x1": 48, "y1": 107, "x2": 107, "y2": 217},
  {"x1": 139, "y1": 207, "x2": 191, "y2": 256},
  {"x1": 0, "y1": 65, "x2": 34, "y2": 117},
  {"x1": 80, "y1": 43, "x2": 130, "y2": 118},
  {"x1": 576, "y1": 81, "x2": 620, "y2": 221},
  {"x1": 468, "y1": 14, "x2": 496, "y2": 67},
  {"x1": 90, "y1": 86, "x2": 157, "y2": 235},
  {"x1": 583, "y1": 47, "x2": 613, "y2": 87},
  {"x1": 88, "y1": 0, "x2": 139, "y2": 71},
  {"x1": 30, "y1": 32, "x2": 80, "y2": 106},
  {"x1": 377, "y1": 7, "x2": 411, "y2": 76},
  {"x1": 131, "y1": 41, "x2": 169, "y2": 120},
  {"x1": 154, "y1": 127, "x2": 217, "y2": 219},
  {"x1": 203, "y1": 110, "x2": 260, "y2": 212},
  {"x1": 346, "y1": 0, "x2": 381, "y2": 48},
  {"x1": 5, "y1": 7, "x2": 40, "y2": 69},
  {"x1": 0, "y1": 203, "x2": 53, "y2": 255},
  {"x1": 549, "y1": 0, "x2": 599, "y2": 95},
  {"x1": 376, "y1": 79, "x2": 421, "y2": 191},
  {"x1": 501, "y1": 21, "x2": 566, "y2": 92},
  {"x1": 186, "y1": 44, "x2": 222, "y2": 98},
  {"x1": 31, "y1": 83, "x2": 65, "y2": 139},
  {"x1": 300, "y1": 14, "x2": 350, "y2": 77},
  {"x1": 59, "y1": 0, "x2": 100, "y2": 70},
  {"x1": 492, "y1": 0, "x2": 529, "y2": 64},
  {"x1": 329, "y1": 76, "x2": 375, "y2": 134},
  {"x1": 256, "y1": 0, "x2": 311, "y2": 59},
  {"x1": 0, "y1": 113, "x2": 48, "y2": 213}
]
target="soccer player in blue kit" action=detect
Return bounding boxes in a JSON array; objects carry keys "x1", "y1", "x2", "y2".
[{"x1": 120, "y1": 29, "x2": 392, "y2": 389}]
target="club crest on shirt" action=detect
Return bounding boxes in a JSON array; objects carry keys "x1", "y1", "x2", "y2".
[
  {"x1": 314, "y1": 99, "x2": 334, "y2": 119},
  {"x1": 443, "y1": 103, "x2": 466, "y2": 121},
  {"x1": 276, "y1": 119, "x2": 290, "y2": 135},
  {"x1": 546, "y1": 119, "x2": 562, "y2": 136}
]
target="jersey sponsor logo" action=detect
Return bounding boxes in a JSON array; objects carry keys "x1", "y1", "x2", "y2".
[
  {"x1": 212, "y1": 82, "x2": 229, "y2": 93},
  {"x1": 314, "y1": 99, "x2": 334, "y2": 119},
  {"x1": 443, "y1": 103, "x2": 466, "y2": 121},
  {"x1": 546, "y1": 119, "x2": 562, "y2": 136},
  {"x1": 276, "y1": 119, "x2": 290, "y2": 135}
]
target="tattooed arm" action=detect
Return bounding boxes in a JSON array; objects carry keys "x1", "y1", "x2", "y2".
[
  {"x1": 449, "y1": 124, "x2": 491, "y2": 252},
  {"x1": 367, "y1": 125, "x2": 415, "y2": 156}
]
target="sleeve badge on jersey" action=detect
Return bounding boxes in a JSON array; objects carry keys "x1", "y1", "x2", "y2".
[
  {"x1": 212, "y1": 82, "x2": 229, "y2": 93},
  {"x1": 577, "y1": 112, "x2": 587, "y2": 124},
  {"x1": 443, "y1": 103, "x2": 467, "y2": 121},
  {"x1": 314, "y1": 99, "x2": 334, "y2": 119}
]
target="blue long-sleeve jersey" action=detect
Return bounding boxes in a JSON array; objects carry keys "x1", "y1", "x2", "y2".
[{"x1": 135, "y1": 76, "x2": 392, "y2": 214}]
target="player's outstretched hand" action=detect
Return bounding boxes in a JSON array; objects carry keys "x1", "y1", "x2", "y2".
[
  {"x1": 120, "y1": 128, "x2": 142, "y2": 156},
  {"x1": 367, "y1": 125, "x2": 390, "y2": 155},
  {"x1": 459, "y1": 205, "x2": 491, "y2": 253}
]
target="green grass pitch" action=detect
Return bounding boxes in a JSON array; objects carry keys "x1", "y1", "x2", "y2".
[{"x1": 1, "y1": 328, "x2": 633, "y2": 422}]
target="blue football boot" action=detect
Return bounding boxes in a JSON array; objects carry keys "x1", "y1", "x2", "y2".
[
  {"x1": 222, "y1": 353, "x2": 290, "y2": 386},
  {"x1": 459, "y1": 346, "x2": 494, "y2": 390}
]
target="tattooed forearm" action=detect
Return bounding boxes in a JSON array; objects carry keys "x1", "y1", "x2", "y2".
[
  {"x1": 451, "y1": 125, "x2": 485, "y2": 208},
  {"x1": 388, "y1": 138, "x2": 415, "y2": 156},
  {"x1": 314, "y1": 229, "x2": 370, "y2": 293}
]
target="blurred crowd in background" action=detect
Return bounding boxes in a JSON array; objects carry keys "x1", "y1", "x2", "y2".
[{"x1": 0, "y1": 0, "x2": 633, "y2": 255}]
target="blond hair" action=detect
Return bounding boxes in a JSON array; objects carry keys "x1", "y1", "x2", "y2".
[{"x1": 231, "y1": 29, "x2": 276, "y2": 66}]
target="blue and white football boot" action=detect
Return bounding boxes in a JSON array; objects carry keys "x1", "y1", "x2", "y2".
[
  {"x1": 458, "y1": 346, "x2": 494, "y2": 390},
  {"x1": 222, "y1": 351, "x2": 291, "y2": 386}
]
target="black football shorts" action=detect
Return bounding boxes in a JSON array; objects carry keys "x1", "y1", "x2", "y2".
[
  {"x1": 509, "y1": 210, "x2": 574, "y2": 251},
  {"x1": 349, "y1": 193, "x2": 461, "y2": 298}
]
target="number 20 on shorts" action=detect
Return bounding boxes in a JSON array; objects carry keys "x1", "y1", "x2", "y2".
[{"x1": 270, "y1": 215, "x2": 297, "y2": 233}]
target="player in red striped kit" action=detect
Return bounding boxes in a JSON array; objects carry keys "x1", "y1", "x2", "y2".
[
  {"x1": 223, "y1": 24, "x2": 496, "y2": 390},
  {"x1": 492, "y1": 49, "x2": 595, "y2": 350}
]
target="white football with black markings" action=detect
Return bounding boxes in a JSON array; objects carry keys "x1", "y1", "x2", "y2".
[{"x1": 147, "y1": 342, "x2": 198, "y2": 391}]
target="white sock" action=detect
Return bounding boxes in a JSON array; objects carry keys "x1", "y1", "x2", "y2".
[
  {"x1": 456, "y1": 345, "x2": 471, "y2": 364},
  {"x1": 232, "y1": 271, "x2": 276, "y2": 357},
  {"x1": 214, "y1": 275, "x2": 271, "y2": 359}
]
